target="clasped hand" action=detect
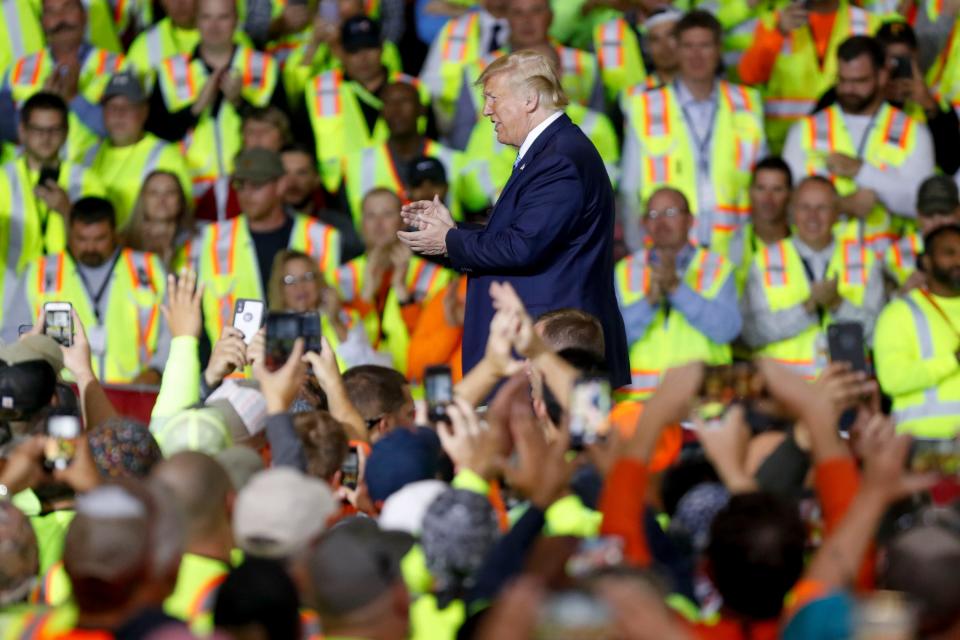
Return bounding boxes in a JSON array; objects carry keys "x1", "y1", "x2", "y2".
[{"x1": 397, "y1": 195, "x2": 454, "y2": 256}]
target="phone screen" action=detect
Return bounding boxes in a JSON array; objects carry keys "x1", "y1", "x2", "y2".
[
  {"x1": 341, "y1": 448, "x2": 359, "y2": 490},
  {"x1": 569, "y1": 377, "x2": 611, "y2": 450},
  {"x1": 696, "y1": 363, "x2": 790, "y2": 432},
  {"x1": 45, "y1": 415, "x2": 80, "y2": 471},
  {"x1": 827, "y1": 322, "x2": 867, "y2": 373},
  {"x1": 38, "y1": 165, "x2": 59, "y2": 187},
  {"x1": 44, "y1": 304, "x2": 73, "y2": 347},
  {"x1": 265, "y1": 312, "x2": 301, "y2": 371},
  {"x1": 300, "y1": 312, "x2": 323, "y2": 355},
  {"x1": 425, "y1": 365, "x2": 453, "y2": 422}
]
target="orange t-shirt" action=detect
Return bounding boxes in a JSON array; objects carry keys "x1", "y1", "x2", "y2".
[{"x1": 739, "y1": 11, "x2": 838, "y2": 85}]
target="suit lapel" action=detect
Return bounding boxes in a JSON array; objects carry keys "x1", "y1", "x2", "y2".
[{"x1": 490, "y1": 114, "x2": 572, "y2": 219}]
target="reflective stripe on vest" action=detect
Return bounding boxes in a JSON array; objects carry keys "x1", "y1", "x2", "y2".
[
  {"x1": 597, "y1": 20, "x2": 624, "y2": 71},
  {"x1": 762, "y1": 242, "x2": 788, "y2": 287},
  {"x1": 2, "y1": 0, "x2": 26, "y2": 64},
  {"x1": 443, "y1": 14, "x2": 477, "y2": 62},
  {"x1": 892, "y1": 296, "x2": 960, "y2": 423},
  {"x1": 212, "y1": 218, "x2": 241, "y2": 329},
  {"x1": 313, "y1": 70, "x2": 342, "y2": 116},
  {"x1": 299, "y1": 218, "x2": 338, "y2": 277},
  {"x1": 337, "y1": 259, "x2": 363, "y2": 303},
  {"x1": 123, "y1": 250, "x2": 160, "y2": 365},
  {"x1": 12, "y1": 50, "x2": 46, "y2": 86},
  {"x1": 146, "y1": 26, "x2": 163, "y2": 67},
  {"x1": 165, "y1": 56, "x2": 195, "y2": 104},
  {"x1": 67, "y1": 163, "x2": 86, "y2": 203},
  {"x1": 141, "y1": 140, "x2": 168, "y2": 182},
  {"x1": 559, "y1": 47, "x2": 583, "y2": 77},
  {"x1": 408, "y1": 259, "x2": 442, "y2": 300}
]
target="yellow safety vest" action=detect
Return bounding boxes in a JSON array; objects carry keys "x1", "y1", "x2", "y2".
[
  {"x1": 342, "y1": 139, "x2": 463, "y2": 228},
  {"x1": 333, "y1": 254, "x2": 452, "y2": 373},
  {"x1": 427, "y1": 12, "x2": 482, "y2": 125},
  {"x1": 928, "y1": 19, "x2": 960, "y2": 116},
  {"x1": 750, "y1": 237, "x2": 872, "y2": 380},
  {"x1": 157, "y1": 46, "x2": 278, "y2": 201},
  {"x1": 81, "y1": 133, "x2": 191, "y2": 229},
  {"x1": 760, "y1": 0, "x2": 878, "y2": 152},
  {"x1": 0, "y1": 0, "x2": 43, "y2": 78},
  {"x1": 885, "y1": 230, "x2": 922, "y2": 286},
  {"x1": 794, "y1": 103, "x2": 919, "y2": 254},
  {"x1": 621, "y1": 81, "x2": 765, "y2": 256},
  {"x1": 0, "y1": 604, "x2": 76, "y2": 640},
  {"x1": 6, "y1": 47, "x2": 125, "y2": 162},
  {"x1": 23, "y1": 249, "x2": 167, "y2": 383},
  {"x1": 279, "y1": 36, "x2": 402, "y2": 102},
  {"x1": 0, "y1": 157, "x2": 104, "y2": 328},
  {"x1": 31, "y1": 560, "x2": 71, "y2": 606},
  {"x1": 592, "y1": 16, "x2": 646, "y2": 104},
  {"x1": 125, "y1": 18, "x2": 200, "y2": 88},
  {"x1": 459, "y1": 102, "x2": 619, "y2": 210},
  {"x1": 874, "y1": 288, "x2": 960, "y2": 438},
  {"x1": 163, "y1": 552, "x2": 230, "y2": 634},
  {"x1": 185, "y1": 213, "x2": 341, "y2": 344},
  {"x1": 614, "y1": 247, "x2": 733, "y2": 400}
]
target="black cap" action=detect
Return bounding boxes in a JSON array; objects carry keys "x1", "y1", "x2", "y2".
[
  {"x1": 0, "y1": 360, "x2": 57, "y2": 421},
  {"x1": 917, "y1": 175, "x2": 959, "y2": 217},
  {"x1": 409, "y1": 156, "x2": 447, "y2": 187},
  {"x1": 341, "y1": 16, "x2": 382, "y2": 53}
]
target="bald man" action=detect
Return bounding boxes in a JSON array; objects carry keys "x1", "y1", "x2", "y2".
[{"x1": 153, "y1": 451, "x2": 235, "y2": 629}]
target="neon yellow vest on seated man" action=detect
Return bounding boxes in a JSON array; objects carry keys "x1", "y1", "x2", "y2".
[
  {"x1": 23, "y1": 249, "x2": 167, "y2": 383},
  {"x1": 874, "y1": 288, "x2": 960, "y2": 438},
  {"x1": 6, "y1": 47, "x2": 125, "y2": 162},
  {"x1": 613, "y1": 246, "x2": 733, "y2": 401},
  {"x1": 156, "y1": 46, "x2": 278, "y2": 201},
  {"x1": 751, "y1": 237, "x2": 872, "y2": 380},
  {"x1": 182, "y1": 213, "x2": 341, "y2": 345},
  {"x1": 333, "y1": 254, "x2": 453, "y2": 374},
  {"x1": 0, "y1": 0, "x2": 43, "y2": 79},
  {"x1": 592, "y1": 16, "x2": 646, "y2": 104},
  {"x1": 758, "y1": 0, "x2": 877, "y2": 152},
  {"x1": 793, "y1": 103, "x2": 920, "y2": 256},
  {"x1": 621, "y1": 80, "x2": 765, "y2": 256}
]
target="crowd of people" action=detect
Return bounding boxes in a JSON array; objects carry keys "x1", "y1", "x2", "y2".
[{"x1": 1, "y1": 0, "x2": 960, "y2": 638}]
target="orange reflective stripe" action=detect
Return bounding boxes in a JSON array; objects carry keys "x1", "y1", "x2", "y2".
[
  {"x1": 695, "y1": 250, "x2": 708, "y2": 291},
  {"x1": 189, "y1": 574, "x2": 227, "y2": 618},
  {"x1": 899, "y1": 117, "x2": 913, "y2": 151},
  {"x1": 931, "y1": 22, "x2": 956, "y2": 87},
  {"x1": 244, "y1": 48, "x2": 253, "y2": 86},
  {"x1": 616, "y1": 21, "x2": 625, "y2": 66},
  {"x1": 97, "y1": 50, "x2": 109, "y2": 74},
  {"x1": 408, "y1": 259, "x2": 427, "y2": 292},
  {"x1": 384, "y1": 150, "x2": 407, "y2": 201},
  {"x1": 881, "y1": 108, "x2": 896, "y2": 146},
  {"x1": 113, "y1": 0, "x2": 127, "y2": 24},
  {"x1": 54, "y1": 254, "x2": 64, "y2": 291},
  {"x1": 320, "y1": 225, "x2": 335, "y2": 274},
  {"x1": 12, "y1": 56, "x2": 26, "y2": 84},
  {"x1": 30, "y1": 50, "x2": 44, "y2": 85}
]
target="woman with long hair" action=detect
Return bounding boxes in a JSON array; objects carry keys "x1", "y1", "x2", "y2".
[{"x1": 124, "y1": 170, "x2": 194, "y2": 266}]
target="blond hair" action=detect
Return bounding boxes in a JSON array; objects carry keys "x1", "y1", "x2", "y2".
[
  {"x1": 266, "y1": 249, "x2": 325, "y2": 312},
  {"x1": 475, "y1": 49, "x2": 569, "y2": 111}
]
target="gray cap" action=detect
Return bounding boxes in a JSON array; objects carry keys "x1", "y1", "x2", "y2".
[
  {"x1": 917, "y1": 175, "x2": 959, "y2": 217},
  {"x1": 0, "y1": 334, "x2": 63, "y2": 372},
  {"x1": 101, "y1": 70, "x2": 147, "y2": 104},
  {"x1": 309, "y1": 517, "x2": 413, "y2": 616}
]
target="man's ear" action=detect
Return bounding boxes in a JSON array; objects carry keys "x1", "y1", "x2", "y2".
[{"x1": 525, "y1": 88, "x2": 541, "y2": 113}]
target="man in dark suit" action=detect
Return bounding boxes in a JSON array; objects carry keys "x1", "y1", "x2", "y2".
[{"x1": 398, "y1": 49, "x2": 629, "y2": 386}]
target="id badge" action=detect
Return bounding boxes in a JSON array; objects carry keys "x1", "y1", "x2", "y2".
[{"x1": 87, "y1": 324, "x2": 106, "y2": 356}]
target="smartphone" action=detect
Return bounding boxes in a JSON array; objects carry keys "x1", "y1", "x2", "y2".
[
  {"x1": 300, "y1": 311, "x2": 323, "y2": 356},
  {"x1": 696, "y1": 362, "x2": 791, "y2": 432},
  {"x1": 37, "y1": 164, "x2": 59, "y2": 188},
  {"x1": 232, "y1": 298, "x2": 265, "y2": 345},
  {"x1": 891, "y1": 55, "x2": 913, "y2": 80},
  {"x1": 566, "y1": 536, "x2": 624, "y2": 578},
  {"x1": 43, "y1": 302, "x2": 73, "y2": 347},
  {"x1": 17, "y1": 324, "x2": 33, "y2": 337},
  {"x1": 44, "y1": 414, "x2": 81, "y2": 471},
  {"x1": 909, "y1": 438, "x2": 960, "y2": 476},
  {"x1": 569, "y1": 376, "x2": 611, "y2": 451},
  {"x1": 827, "y1": 322, "x2": 868, "y2": 373},
  {"x1": 424, "y1": 364, "x2": 453, "y2": 423},
  {"x1": 341, "y1": 446, "x2": 359, "y2": 490},
  {"x1": 265, "y1": 312, "x2": 302, "y2": 372}
]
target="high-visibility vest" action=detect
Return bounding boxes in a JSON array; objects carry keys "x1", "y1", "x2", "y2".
[
  {"x1": 874, "y1": 288, "x2": 960, "y2": 438},
  {"x1": 333, "y1": 254, "x2": 453, "y2": 373},
  {"x1": 279, "y1": 36, "x2": 401, "y2": 100},
  {"x1": 759, "y1": 1, "x2": 878, "y2": 152},
  {"x1": 163, "y1": 552, "x2": 230, "y2": 634},
  {"x1": 82, "y1": 133, "x2": 191, "y2": 229},
  {"x1": 749, "y1": 236, "x2": 872, "y2": 379},
  {"x1": 125, "y1": 18, "x2": 200, "y2": 88},
  {"x1": 928, "y1": 16, "x2": 960, "y2": 117},
  {"x1": 186, "y1": 213, "x2": 341, "y2": 344},
  {"x1": 459, "y1": 102, "x2": 619, "y2": 210},
  {"x1": 885, "y1": 229, "x2": 922, "y2": 286},
  {"x1": 342, "y1": 139, "x2": 463, "y2": 228},
  {"x1": 592, "y1": 16, "x2": 646, "y2": 104},
  {"x1": 1, "y1": 604, "x2": 77, "y2": 640},
  {"x1": 614, "y1": 246, "x2": 733, "y2": 400},
  {"x1": 157, "y1": 46, "x2": 278, "y2": 201},
  {"x1": 0, "y1": 157, "x2": 104, "y2": 328},
  {"x1": 423, "y1": 12, "x2": 482, "y2": 125},
  {"x1": 0, "y1": 0, "x2": 43, "y2": 79},
  {"x1": 82, "y1": 0, "x2": 125, "y2": 53},
  {"x1": 621, "y1": 81, "x2": 765, "y2": 256},
  {"x1": 29, "y1": 509, "x2": 75, "y2": 576},
  {"x1": 5, "y1": 47, "x2": 125, "y2": 162},
  {"x1": 31, "y1": 560, "x2": 71, "y2": 606},
  {"x1": 793, "y1": 103, "x2": 920, "y2": 254},
  {"x1": 23, "y1": 249, "x2": 167, "y2": 383}
]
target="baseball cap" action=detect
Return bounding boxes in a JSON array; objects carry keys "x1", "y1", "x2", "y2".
[
  {"x1": 644, "y1": 6, "x2": 683, "y2": 29},
  {"x1": 364, "y1": 427, "x2": 442, "y2": 503},
  {"x1": 409, "y1": 156, "x2": 447, "y2": 188},
  {"x1": 341, "y1": 16, "x2": 382, "y2": 53},
  {"x1": 87, "y1": 418, "x2": 163, "y2": 479},
  {"x1": 917, "y1": 175, "x2": 959, "y2": 217},
  {"x1": 207, "y1": 379, "x2": 268, "y2": 438},
  {"x1": 152, "y1": 407, "x2": 233, "y2": 457},
  {"x1": 233, "y1": 467, "x2": 337, "y2": 559},
  {"x1": 378, "y1": 479, "x2": 448, "y2": 535},
  {"x1": 0, "y1": 335, "x2": 64, "y2": 372},
  {"x1": 0, "y1": 360, "x2": 57, "y2": 421},
  {"x1": 215, "y1": 445, "x2": 265, "y2": 491},
  {"x1": 233, "y1": 148, "x2": 285, "y2": 183},
  {"x1": 309, "y1": 516, "x2": 413, "y2": 617},
  {"x1": 101, "y1": 70, "x2": 147, "y2": 104}
]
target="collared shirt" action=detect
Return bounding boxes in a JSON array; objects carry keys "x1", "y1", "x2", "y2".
[
  {"x1": 516, "y1": 110, "x2": 564, "y2": 165},
  {"x1": 793, "y1": 238, "x2": 835, "y2": 281},
  {"x1": 674, "y1": 79, "x2": 718, "y2": 246}
]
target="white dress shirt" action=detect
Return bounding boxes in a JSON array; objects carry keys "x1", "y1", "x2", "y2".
[{"x1": 515, "y1": 110, "x2": 564, "y2": 166}]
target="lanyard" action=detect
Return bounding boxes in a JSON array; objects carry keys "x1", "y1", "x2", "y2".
[
  {"x1": 676, "y1": 82, "x2": 717, "y2": 173},
  {"x1": 919, "y1": 288, "x2": 960, "y2": 340},
  {"x1": 74, "y1": 251, "x2": 122, "y2": 323},
  {"x1": 854, "y1": 110, "x2": 880, "y2": 159}
]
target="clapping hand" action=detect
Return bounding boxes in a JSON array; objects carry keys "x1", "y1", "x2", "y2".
[
  {"x1": 397, "y1": 196, "x2": 454, "y2": 256},
  {"x1": 400, "y1": 195, "x2": 455, "y2": 230}
]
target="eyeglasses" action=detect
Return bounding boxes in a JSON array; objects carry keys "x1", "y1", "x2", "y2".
[
  {"x1": 282, "y1": 272, "x2": 316, "y2": 286},
  {"x1": 24, "y1": 124, "x2": 66, "y2": 137},
  {"x1": 644, "y1": 207, "x2": 689, "y2": 220}
]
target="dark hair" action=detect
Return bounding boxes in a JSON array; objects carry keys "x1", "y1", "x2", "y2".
[
  {"x1": 923, "y1": 223, "x2": 960, "y2": 256},
  {"x1": 21, "y1": 92, "x2": 68, "y2": 128},
  {"x1": 542, "y1": 347, "x2": 609, "y2": 426},
  {"x1": 674, "y1": 10, "x2": 722, "y2": 45},
  {"x1": 876, "y1": 20, "x2": 917, "y2": 51},
  {"x1": 838, "y1": 35, "x2": 886, "y2": 71},
  {"x1": 535, "y1": 309, "x2": 605, "y2": 359},
  {"x1": 280, "y1": 141, "x2": 318, "y2": 164},
  {"x1": 294, "y1": 411, "x2": 350, "y2": 482},
  {"x1": 706, "y1": 492, "x2": 806, "y2": 620},
  {"x1": 214, "y1": 557, "x2": 302, "y2": 640},
  {"x1": 752, "y1": 156, "x2": 793, "y2": 187},
  {"x1": 342, "y1": 365, "x2": 408, "y2": 422},
  {"x1": 242, "y1": 106, "x2": 291, "y2": 146},
  {"x1": 70, "y1": 197, "x2": 116, "y2": 229}
]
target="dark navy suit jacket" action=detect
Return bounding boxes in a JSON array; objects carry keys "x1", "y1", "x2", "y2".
[{"x1": 445, "y1": 113, "x2": 630, "y2": 387}]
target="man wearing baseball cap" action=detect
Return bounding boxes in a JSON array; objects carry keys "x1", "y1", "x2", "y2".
[
  {"x1": 188, "y1": 147, "x2": 342, "y2": 346},
  {"x1": 886, "y1": 175, "x2": 960, "y2": 289}
]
